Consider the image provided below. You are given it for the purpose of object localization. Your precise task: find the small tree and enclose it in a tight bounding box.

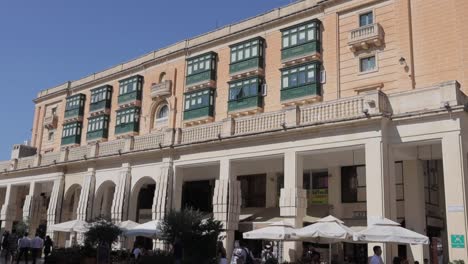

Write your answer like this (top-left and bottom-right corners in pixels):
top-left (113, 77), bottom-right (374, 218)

top-left (14, 218), bottom-right (30, 237)
top-left (84, 218), bottom-right (122, 248)
top-left (159, 208), bottom-right (223, 264)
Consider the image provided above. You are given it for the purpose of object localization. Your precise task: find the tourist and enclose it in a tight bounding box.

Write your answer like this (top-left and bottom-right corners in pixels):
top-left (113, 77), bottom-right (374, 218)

top-left (370, 246), bottom-right (384, 264)
top-left (17, 232), bottom-right (31, 264)
top-left (43, 236), bottom-right (53, 258)
top-left (5, 230), bottom-right (18, 264)
top-left (231, 240), bottom-right (246, 264)
top-left (132, 244), bottom-right (142, 261)
top-left (261, 242), bottom-right (277, 264)
top-left (240, 241), bottom-right (254, 264)
top-left (30, 233), bottom-right (44, 264)
top-left (217, 241), bottom-right (227, 264)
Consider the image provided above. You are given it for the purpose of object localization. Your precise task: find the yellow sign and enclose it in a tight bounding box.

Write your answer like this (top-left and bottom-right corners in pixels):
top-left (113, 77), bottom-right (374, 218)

top-left (309, 189), bottom-right (328, 204)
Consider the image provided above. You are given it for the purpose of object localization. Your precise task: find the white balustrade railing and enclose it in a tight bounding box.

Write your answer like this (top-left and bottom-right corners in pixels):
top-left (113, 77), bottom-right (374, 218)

top-left (133, 132), bottom-right (165, 151)
top-left (0, 161), bottom-right (9, 171)
top-left (234, 111), bottom-right (286, 135)
top-left (68, 145), bottom-right (90, 161)
top-left (349, 23), bottom-right (382, 44)
top-left (181, 122), bottom-right (222, 144)
top-left (99, 139), bottom-right (125, 156)
top-left (41, 152), bottom-right (60, 166)
top-left (300, 96), bottom-right (365, 125)
top-left (16, 156), bottom-right (35, 170)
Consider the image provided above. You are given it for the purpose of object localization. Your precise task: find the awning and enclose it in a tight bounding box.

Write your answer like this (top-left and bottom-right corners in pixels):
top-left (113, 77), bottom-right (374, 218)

top-left (49, 220), bottom-right (89, 233)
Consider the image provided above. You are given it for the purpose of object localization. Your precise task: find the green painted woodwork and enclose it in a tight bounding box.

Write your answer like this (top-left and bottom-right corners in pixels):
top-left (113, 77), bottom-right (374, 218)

top-left (228, 95), bottom-right (263, 112)
top-left (87, 129), bottom-right (108, 140)
top-left (61, 135), bottom-right (81, 146)
top-left (183, 106), bottom-right (214, 120)
top-left (281, 41), bottom-right (320, 61)
top-left (281, 83), bottom-right (320, 101)
top-left (229, 57), bottom-right (263, 75)
top-left (89, 100), bottom-right (110, 112)
top-left (115, 122), bottom-right (139, 135)
top-left (186, 70), bottom-right (216, 86)
top-left (64, 108), bottom-right (83, 119)
top-left (118, 90), bottom-right (141, 104)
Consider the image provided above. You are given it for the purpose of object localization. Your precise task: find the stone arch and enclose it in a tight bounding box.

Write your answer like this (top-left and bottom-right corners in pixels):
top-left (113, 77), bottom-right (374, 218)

top-left (129, 176), bottom-right (156, 222)
top-left (61, 184), bottom-right (82, 222)
top-left (150, 100), bottom-right (170, 131)
top-left (159, 72), bottom-right (166, 83)
top-left (92, 181), bottom-right (116, 220)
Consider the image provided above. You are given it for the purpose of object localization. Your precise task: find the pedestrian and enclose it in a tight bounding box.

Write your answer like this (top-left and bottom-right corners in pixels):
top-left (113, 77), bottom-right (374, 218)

top-left (370, 246), bottom-right (384, 264)
top-left (2, 231), bottom-right (10, 250)
top-left (132, 244), bottom-right (142, 262)
top-left (231, 240), bottom-right (246, 264)
top-left (43, 236), bottom-right (53, 259)
top-left (261, 242), bottom-right (277, 264)
top-left (173, 236), bottom-right (183, 264)
top-left (31, 233), bottom-right (44, 264)
top-left (17, 232), bottom-right (31, 264)
top-left (217, 241), bottom-right (227, 264)
top-left (6, 230), bottom-right (18, 264)
top-left (240, 241), bottom-right (254, 264)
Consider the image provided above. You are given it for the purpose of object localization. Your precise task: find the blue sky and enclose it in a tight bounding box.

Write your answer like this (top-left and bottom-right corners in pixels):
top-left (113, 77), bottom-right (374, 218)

top-left (0, 0), bottom-right (293, 160)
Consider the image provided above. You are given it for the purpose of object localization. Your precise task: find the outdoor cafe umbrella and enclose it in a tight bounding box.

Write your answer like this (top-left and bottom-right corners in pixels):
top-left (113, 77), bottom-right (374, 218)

top-left (117, 220), bottom-right (139, 232)
top-left (296, 215), bottom-right (356, 263)
top-left (353, 218), bottom-right (429, 245)
top-left (242, 220), bottom-right (298, 241)
top-left (49, 219), bottom-right (89, 233)
top-left (124, 220), bottom-right (162, 238)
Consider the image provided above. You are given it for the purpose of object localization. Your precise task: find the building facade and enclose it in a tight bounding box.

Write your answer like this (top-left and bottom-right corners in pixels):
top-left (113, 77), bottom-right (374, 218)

top-left (1, 0), bottom-right (468, 262)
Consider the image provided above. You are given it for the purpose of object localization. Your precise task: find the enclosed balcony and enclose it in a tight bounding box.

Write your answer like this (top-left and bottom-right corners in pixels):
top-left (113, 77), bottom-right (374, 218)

top-left (118, 75), bottom-right (143, 108)
top-left (61, 122), bottom-right (82, 146)
top-left (348, 23), bottom-right (384, 52)
top-left (151, 80), bottom-right (172, 99)
top-left (227, 77), bottom-right (264, 116)
top-left (280, 62), bottom-right (321, 106)
top-left (183, 88), bottom-right (215, 126)
top-left (43, 115), bottom-right (58, 129)
top-left (63, 94), bottom-right (86, 122)
top-left (228, 96), bottom-right (263, 115)
top-left (115, 107), bottom-right (140, 137)
top-left (229, 37), bottom-right (264, 79)
top-left (281, 19), bottom-right (321, 67)
top-left (89, 85), bottom-right (112, 116)
top-left (185, 52), bottom-right (217, 92)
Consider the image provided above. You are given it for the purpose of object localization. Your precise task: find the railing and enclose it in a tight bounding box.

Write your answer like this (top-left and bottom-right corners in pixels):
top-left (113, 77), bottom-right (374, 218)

top-left (16, 156), bottom-right (35, 170)
top-left (234, 111), bottom-right (285, 135)
top-left (300, 96), bottom-right (365, 124)
top-left (133, 132), bottom-right (165, 151)
top-left (348, 23), bottom-right (383, 50)
top-left (180, 122), bottom-right (222, 144)
top-left (41, 152), bottom-right (60, 166)
top-left (151, 80), bottom-right (172, 98)
top-left (4, 91), bottom-right (394, 172)
top-left (68, 145), bottom-right (90, 161)
top-left (99, 139), bottom-right (125, 156)
top-left (43, 115), bottom-right (58, 129)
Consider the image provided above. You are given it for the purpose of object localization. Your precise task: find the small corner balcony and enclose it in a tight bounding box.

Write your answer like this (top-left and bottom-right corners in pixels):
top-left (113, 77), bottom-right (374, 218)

top-left (281, 41), bottom-right (321, 67)
top-left (348, 23), bottom-right (384, 52)
top-left (151, 80), bottom-right (172, 99)
top-left (229, 57), bottom-right (264, 80)
top-left (43, 115), bottom-right (58, 129)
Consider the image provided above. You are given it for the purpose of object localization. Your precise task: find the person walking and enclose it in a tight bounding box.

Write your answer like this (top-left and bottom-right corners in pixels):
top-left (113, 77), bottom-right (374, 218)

top-left (217, 241), bottom-right (227, 264)
top-left (17, 232), bottom-right (31, 264)
top-left (43, 236), bottom-right (53, 259)
top-left (231, 241), bottom-right (246, 264)
top-left (370, 246), bottom-right (384, 264)
top-left (30, 233), bottom-right (44, 264)
top-left (5, 230), bottom-right (18, 264)
top-left (2, 231), bottom-right (10, 257)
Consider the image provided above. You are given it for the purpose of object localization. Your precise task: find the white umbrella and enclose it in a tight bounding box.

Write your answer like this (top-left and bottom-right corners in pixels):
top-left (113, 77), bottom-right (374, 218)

top-left (297, 215), bottom-right (355, 263)
top-left (117, 220), bottom-right (139, 232)
top-left (49, 219), bottom-right (89, 233)
top-left (353, 218), bottom-right (429, 245)
top-left (242, 220), bottom-right (298, 241)
top-left (124, 220), bottom-right (161, 238)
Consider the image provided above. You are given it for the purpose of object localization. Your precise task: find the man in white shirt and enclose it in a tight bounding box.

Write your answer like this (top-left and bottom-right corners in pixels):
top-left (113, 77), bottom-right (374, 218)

top-left (370, 245), bottom-right (384, 264)
top-left (17, 232), bottom-right (31, 264)
top-left (31, 233), bottom-right (44, 264)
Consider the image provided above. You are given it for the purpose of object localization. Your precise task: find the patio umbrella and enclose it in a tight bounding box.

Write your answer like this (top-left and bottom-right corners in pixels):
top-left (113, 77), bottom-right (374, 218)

top-left (296, 215), bottom-right (355, 263)
top-left (353, 218), bottom-right (429, 245)
top-left (49, 219), bottom-right (89, 233)
top-left (242, 220), bottom-right (298, 241)
top-left (117, 220), bottom-right (139, 232)
top-left (124, 220), bottom-right (162, 238)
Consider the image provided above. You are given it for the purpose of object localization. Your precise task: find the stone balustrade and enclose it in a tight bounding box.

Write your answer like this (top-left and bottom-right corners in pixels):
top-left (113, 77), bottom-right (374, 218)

top-left (348, 23), bottom-right (384, 52)
top-left (0, 90), bottom-right (397, 171)
top-left (150, 80), bottom-right (172, 99)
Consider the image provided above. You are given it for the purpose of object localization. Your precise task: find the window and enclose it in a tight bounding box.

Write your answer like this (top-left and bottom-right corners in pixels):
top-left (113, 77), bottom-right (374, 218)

top-left (62, 122), bottom-right (82, 138)
top-left (282, 20), bottom-right (320, 49)
top-left (303, 170), bottom-right (329, 205)
top-left (359, 11), bottom-right (373, 27)
top-left (157, 105), bottom-right (169, 119)
top-left (159, 72), bottom-right (166, 83)
top-left (186, 53), bottom-right (216, 76)
top-left (91, 86), bottom-right (112, 104)
top-left (229, 78), bottom-right (262, 101)
top-left (184, 89), bottom-right (214, 111)
top-left (341, 165), bottom-right (366, 203)
top-left (359, 56), bottom-right (376, 72)
top-left (48, 131), bottom-right (55, 141)
top-left (119, 76), bottom-right (142, 96)
top-left (65, 94), bottom-right (85, 111)
top-left (239, 174), bottom-right (266, 208)
top-left (51, 107), bottom-right (57, 116)
top-left (87, 115), bottom-right (109, 132)
top-left (281, 63), bottom-right (319, 90)
top-left (230, 38), bottom-right (263, 63)
top-left (116, 107), bottom-right (140, 126)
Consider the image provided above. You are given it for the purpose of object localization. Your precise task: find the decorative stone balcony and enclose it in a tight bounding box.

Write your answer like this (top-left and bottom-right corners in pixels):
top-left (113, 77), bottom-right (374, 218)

top-left (43, 115), bottom-right (58, 129)
top-left (348, 23), bottom-right (384, 52)
top-left (151, 80), bottom-right (172, 99)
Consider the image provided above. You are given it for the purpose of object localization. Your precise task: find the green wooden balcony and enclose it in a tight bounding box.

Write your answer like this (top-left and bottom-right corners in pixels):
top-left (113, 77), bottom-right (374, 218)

top-left (115, 122), bottom-right (139, 135)
top-left (87, 129), bottom-right (108, 140)
top-left (228, 95), bottom-right (263, 112)
top-left (90, 100), bottom-right (111, 112)
top-left (183, 106), bottom-right (214, 121)
top-left (118, 91), bottom-right (141, 105)
top-left (186, 70), bottom-right (216, 87)
top-left (281, 83), bottom-right (321, 102)
top-left (61, 135), bottom-right (81, 146)
top-left (281, 41), bottom-right (320, 62)
top-left (229, 57), bottom-right (263, 75)
top-left (64, 108), bottom-right (84, 119)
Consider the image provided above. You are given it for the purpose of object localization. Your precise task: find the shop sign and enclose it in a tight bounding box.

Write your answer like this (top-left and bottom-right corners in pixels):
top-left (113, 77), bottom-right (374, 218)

top-left (451, 234), bottom-right (465, 248)
top-left (310, 189), bottom-right (328, 204)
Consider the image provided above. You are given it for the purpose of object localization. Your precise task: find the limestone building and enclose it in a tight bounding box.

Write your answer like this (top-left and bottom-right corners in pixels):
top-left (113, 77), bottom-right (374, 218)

top-left (1, 0), bottom-right (468, 262)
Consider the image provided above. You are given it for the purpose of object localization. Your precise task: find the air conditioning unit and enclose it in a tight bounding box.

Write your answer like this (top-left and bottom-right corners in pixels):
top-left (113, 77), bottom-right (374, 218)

top-left (320, 70), bottom-right (326, 84)
top-left (261, 83), bottom-right (268, 96)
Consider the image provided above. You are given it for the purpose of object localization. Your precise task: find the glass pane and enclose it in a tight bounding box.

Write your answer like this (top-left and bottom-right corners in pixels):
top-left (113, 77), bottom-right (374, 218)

top-left (283, 37), bottom-right (289, 48)
top-left (185, 100), bottom-right (190, 110)
top-left (188, 66), bottom-right (192, 75)
top-left (299, 32), bottom-right (306, 42)
top-left (231, 52), bottom-right (236, 62)
top-left (251, 47), bottom-right (258, 57)
top-left (194, 63), bottom-right (198, 71)
top-left (307, 29), bottom-right (315, 41)
top-left (205, 60), bottom-right (210, 70)
top-left (307, 70), bottom-right (315, 83)
top-left (298, 71), bottom-right (306, 85)
top-left (199, 62), bottom-right (204, 70)
top-left (291, 34), bottom-right (297, 46)
top-left (290, 74), bottom-right (298, 87)
top-left (245, 48), bottom-right (250, 59)
top-left (282, 76), bottom-right (289, 88)
top-left (238, 50), bottom-right (243, 60)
